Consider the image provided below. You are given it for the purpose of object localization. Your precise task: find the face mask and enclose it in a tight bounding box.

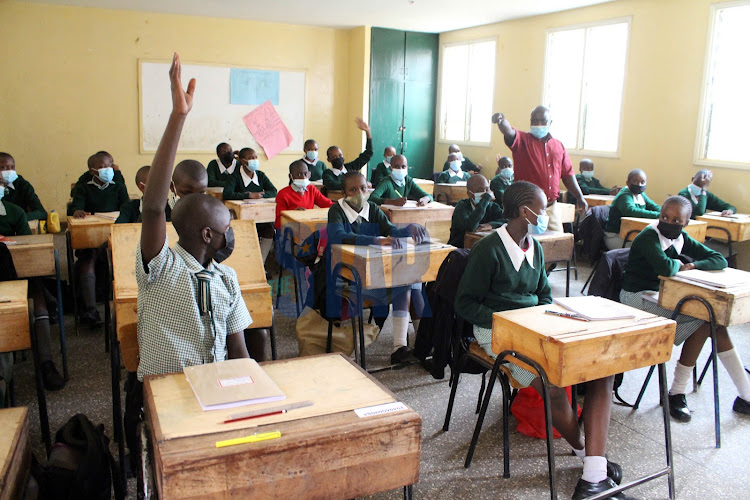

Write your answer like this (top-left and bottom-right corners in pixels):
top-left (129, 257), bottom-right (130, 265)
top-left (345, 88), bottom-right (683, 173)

top-left (385, 155), bottom-right (393, 164)
top-left (449, 160), bottom-right (461, 172)
top-left (0, 188), bottom-right (4, 201)
top-left (524, 206), bottom-right (549, 235)
top-left (345, 191), bottom-right (370, 212)
top-left (688, 183), bottom-right (702, 197)
top-left (292, 178), bottom-right (310, 189)
top-left (455, 152), bottom-right (463, 161)
top-left (247, 159), bottom-right (259, 171)
top-left (581, 171), bottom-right (595, 180)
top-left (331, 157), bottom-right (345, 170)
top-left (628, 184), bottom-right (646, 195)
top-left (1, 170), bottom-right (18, 184)
top-left (213, 226), bottom-right (235, 263)
top-left (529, 126), bottom-right (549, 139)
top-left (306, 150), bottom-right (318, 162)
top-left (391, 168), bottom-right (406, 182)
top-left (221, 153), bottom-right (234, 164)
top-left (472, 192), bottom-right (484, 204)
top-left (657, 220), bottom-right (684, 240)
top-left (97, 167), bottom-right (114, 184)
top-left (499, 167), bottom-right (513, 182)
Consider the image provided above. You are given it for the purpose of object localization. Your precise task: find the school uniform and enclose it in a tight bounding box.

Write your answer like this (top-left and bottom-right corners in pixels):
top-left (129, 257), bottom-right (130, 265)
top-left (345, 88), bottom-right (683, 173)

top-left (677, 186), bottom-right (736, 219)
top-left (0, 200), bottom-right (32, 237)
top-left (303, 157), bottom-right (327, 182)
top-left (3, 174), bottom-right (47, 221)
top-left (68, 177), bottom-right (130, 217)
top-left (454, 225), bottom-right (551, 386)
top-left (448, 196), bottom-right (505, 248)
top-left (568, 174), bottom-right (611, 205)
top-left (73, 170), bottom-right (126, 196)
top-left (322, 138), bottom-right (374, 192)
top-left (370, 161), bottom-right (391, 188)
top-left (222, 168), bottom-right (277, 200)
top-left (490, 175), bottom-right (512, 207)
top-left (436, 169), bottom-right (471, 184)
top-left (206, 158), bottom-right (238, 188)
top-left (274, 183), bottom-right (333, 229)
top-left (370, 176), bottom-right (433, 205)
top-left (115, 199), bottom-right (172, 224)
top-left (442, 156), bottom-right (480, 173)
top-left (604, 186), bottom-right (661, 249)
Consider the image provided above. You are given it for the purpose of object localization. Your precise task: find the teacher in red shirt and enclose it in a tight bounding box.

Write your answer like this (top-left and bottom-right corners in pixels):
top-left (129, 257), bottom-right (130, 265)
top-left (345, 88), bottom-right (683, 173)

top-left (492, 106), bottom-right (588, 231)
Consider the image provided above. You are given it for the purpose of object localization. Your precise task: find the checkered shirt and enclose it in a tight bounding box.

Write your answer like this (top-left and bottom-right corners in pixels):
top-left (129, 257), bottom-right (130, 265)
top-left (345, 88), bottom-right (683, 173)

top-left (136, 237), bottom-right (252, 381)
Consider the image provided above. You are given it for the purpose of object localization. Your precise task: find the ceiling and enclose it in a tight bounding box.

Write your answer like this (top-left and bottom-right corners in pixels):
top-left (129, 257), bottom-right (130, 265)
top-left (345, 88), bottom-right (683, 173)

top-left (20, 0), bottom-right (616, 33)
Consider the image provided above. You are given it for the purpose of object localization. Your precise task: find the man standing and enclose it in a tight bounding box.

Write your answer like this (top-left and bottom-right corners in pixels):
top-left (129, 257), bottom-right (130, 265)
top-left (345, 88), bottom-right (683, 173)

top-left (492, 107), bottom-right (587, 231)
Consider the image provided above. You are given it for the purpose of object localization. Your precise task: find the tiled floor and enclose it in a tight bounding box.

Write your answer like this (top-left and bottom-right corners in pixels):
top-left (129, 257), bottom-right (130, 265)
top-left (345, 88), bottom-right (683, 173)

top-left (11, 258), bottom-right (750, 499)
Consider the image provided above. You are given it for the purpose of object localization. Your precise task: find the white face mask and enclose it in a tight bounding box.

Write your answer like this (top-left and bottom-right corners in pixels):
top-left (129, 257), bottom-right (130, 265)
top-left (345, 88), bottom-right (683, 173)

top-left (292, 178), bottom-right (310, 189)
top-left (449, 160), bottom-right (461, 172)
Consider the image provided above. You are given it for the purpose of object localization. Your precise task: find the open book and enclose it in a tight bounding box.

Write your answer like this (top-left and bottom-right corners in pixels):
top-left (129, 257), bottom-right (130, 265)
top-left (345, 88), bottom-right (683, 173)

top-left (676, 268), bottom-right (750, 289)
top-left (382, 200), bottom-right (418, 210)
top-left (553, 296), bottom-right (636, 321)
top-left (184, 358), bottom-right (286, 411)
top-left (93, 212), bottom-right (119, 220)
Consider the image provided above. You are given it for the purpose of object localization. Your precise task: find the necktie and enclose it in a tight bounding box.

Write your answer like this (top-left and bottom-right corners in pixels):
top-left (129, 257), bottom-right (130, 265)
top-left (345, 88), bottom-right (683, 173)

top-left (195, 269), bottom-right (213, 316)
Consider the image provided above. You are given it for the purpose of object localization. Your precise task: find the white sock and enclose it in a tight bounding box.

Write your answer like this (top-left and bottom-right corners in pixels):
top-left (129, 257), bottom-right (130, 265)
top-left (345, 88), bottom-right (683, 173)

top-left (581, 455), bottom-right (607, 484)
top-left (669, 362), bottom-right (693, 396)
top-left (718, 348), bottom-right (750, 401)
top-left (392, 312), bottom-right (409, 351)
top-left (573, 446), bottom-right (585, 461)
top-left (412, 318), bottom-right (420, 335)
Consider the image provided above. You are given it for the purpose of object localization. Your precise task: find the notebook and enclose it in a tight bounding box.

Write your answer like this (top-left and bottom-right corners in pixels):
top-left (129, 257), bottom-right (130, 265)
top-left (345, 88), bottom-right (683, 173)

top-left (382, 200), bottom-right (418, 210)
top-left (184, 358), bottom-right (286, 411)
top-left (553, 296), bottom-right (636, 321)
top-left (676, 268), bottom-right (750, 289)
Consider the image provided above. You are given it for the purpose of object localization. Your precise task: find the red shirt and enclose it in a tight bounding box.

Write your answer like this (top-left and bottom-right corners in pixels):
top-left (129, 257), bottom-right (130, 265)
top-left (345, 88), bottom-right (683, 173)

top-left (274, 184), bottom-right (333, 228)
top-left (509, 128), bottom-right (573, 204)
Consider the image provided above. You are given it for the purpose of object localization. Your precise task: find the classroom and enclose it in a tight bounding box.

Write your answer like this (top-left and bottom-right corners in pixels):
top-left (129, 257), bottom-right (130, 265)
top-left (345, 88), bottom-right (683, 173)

top-left (2, 0), bottom-right (750, 498)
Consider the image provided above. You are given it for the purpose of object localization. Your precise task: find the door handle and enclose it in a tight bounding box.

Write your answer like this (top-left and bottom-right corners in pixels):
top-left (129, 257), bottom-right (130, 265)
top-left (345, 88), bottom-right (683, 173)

top-left (398, 126), bottom-right (406, 132)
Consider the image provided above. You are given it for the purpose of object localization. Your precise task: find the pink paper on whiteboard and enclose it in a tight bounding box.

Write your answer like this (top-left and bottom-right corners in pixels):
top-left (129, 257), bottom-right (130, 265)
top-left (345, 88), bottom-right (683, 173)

top-left (242, 100), bottom-right (293, 159)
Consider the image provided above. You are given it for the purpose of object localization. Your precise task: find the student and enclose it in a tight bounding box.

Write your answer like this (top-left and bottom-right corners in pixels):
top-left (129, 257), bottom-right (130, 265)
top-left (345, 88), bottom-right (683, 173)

top-left (0, 176), bottom-right (64, 390)
top-left (448, 174), bottom-right (505, 248)
top-left (206, 142), bottom-right (237, 187)
top-left (72, 150), bottom-right (126, 189)
top-left (115, 166), bottom-right (151, 224)
top-left (322, 118), bottom-right (374, 192)
top-left (436, 153), bottom-right (471, 184)
top-left (370, 146), bottom-right (396, 188)
top-left (455, 181), bottom-right (622, 499)
top-left (678, 169), bottom-right (736, 218)
top-left (301, 139), bottom-right (327, 181)
top-left (489, 155), bottom-right (514, 206)
top-left (275, 160), bottom-right (333, 229)
top-left (327, 171), bottom-right (427, 363)
top-left (441, 144), bottom-right (481, 173)
top-left (604, 169), bottom-right (660, 249)
top-left (568, 159), bottom-right (619, 205)
top-left (620, 196), bottom-right (750, 419)
top-left (0, 152), bottom-right (47, 222)
top-left (370, 155), bottom-right (432, 206)
top-left (68, 151), bottom-right (130, 324)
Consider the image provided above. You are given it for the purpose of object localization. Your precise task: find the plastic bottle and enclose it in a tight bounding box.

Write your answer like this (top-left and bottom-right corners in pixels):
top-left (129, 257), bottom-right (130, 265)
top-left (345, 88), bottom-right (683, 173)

top-left (47, 210), bottom-right (61, 233)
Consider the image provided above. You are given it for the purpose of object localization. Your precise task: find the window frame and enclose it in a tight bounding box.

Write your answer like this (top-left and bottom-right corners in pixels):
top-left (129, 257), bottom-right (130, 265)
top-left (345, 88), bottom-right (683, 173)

top-left (694, 0), bottom-right (750, 171)
top-left (542, 16), bottom-right (632, 158)
top-left (437, 36), bottom-right (498, 147)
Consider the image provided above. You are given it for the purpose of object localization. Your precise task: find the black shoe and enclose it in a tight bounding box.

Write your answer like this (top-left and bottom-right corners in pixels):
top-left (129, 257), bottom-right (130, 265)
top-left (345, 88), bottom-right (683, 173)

top-left (668, 394), bottom-right (691, 422)
top-left (607, 461), bottom-right (622, 485)
top-left (391, 346), bottom-right (417, 365)
top-left (79, 308), bottom-right (101, 326)
top-left (572, 478), bottom-right (624, 500)
top-left (41, 361), bottom-right (65, 391)
top-left (546, 263), bottom-right (558, 276)
top-left (733, 396), bottom-right (750, 415)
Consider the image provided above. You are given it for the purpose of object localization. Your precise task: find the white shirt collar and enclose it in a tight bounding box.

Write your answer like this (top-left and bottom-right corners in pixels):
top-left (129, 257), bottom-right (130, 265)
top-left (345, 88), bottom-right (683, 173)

top-left (217, 158), bottom-right (237, 175)
top-left (291, 183), bottom-right (307, 194)
top-left (496, 224), bottom-right (535, 272)
top-left (383, 160), bottom-right (390, 168)
top-left (650, 222), bottom-right (685, 254)
top-left (5, 182), bottom-right (14, 190)
top-left (240, 167), bottom-right (260, 187)
top-left (338, 198), bottom-right (369, 224)
top-left (448, 168), bottom-right (463, 178)
top-left (632, 193), bottom-right (645, 205)
top-left (0, 201), bottom-right (6, 216)
top-left (87, 178), bottom-right (112, 190)
top-left (331, 166), bottom-right (347, 177)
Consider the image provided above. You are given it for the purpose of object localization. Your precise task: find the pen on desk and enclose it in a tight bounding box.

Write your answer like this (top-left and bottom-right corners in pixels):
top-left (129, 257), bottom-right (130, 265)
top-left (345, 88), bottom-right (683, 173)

top-left (544, 310), bottom-right (590, 322)
top-left (223, 400), bottom-right (314, 424)
top-left (215, 430), bottom-right (281, 448)
top-left (223, 409), bottom-right (284, 424)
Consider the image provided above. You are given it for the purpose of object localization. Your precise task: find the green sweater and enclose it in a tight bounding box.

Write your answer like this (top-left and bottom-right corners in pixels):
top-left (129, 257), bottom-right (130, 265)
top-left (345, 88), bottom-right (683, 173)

top-left (3, 175), bottom-right (46, 221)
top-left (327, 201), bottom-right (411, 246)
top-left (677, 187), bottom-right (736, 218)
top-left (569, 174), bottom-right (611, 205)
top-left (448, 197), bottom-right (505, 247)
top-left (115, 199), bottom-right (172, 224)
top-left (73, 170), bottom-right (126, 196)
top-left (322, 138), bottom-right (374, 192)
top-left (0, 200), bottom-right (32, 236)
top-left (489, 175), bottom-right (512, 207)
top-left (68, 178), bottom-right (130, 215)
top-left (370, 162), bottom-right (390, 188)
top-left (622, 225), bottom-right (726, 292)
top-left (304, 159), bottom-right (327, 181)
top-left (605, 187), bottom-right (661, 233)
top-left (206, 159), bottom-right (236, 188)
top-left (455, 231), bottom-right (551, 329)
top-left (370, 176), bottom-right (433, 205)
top-left (222, 169), bottom-right (277, 200)
top-left (436, 170), bottom-right (471, 184)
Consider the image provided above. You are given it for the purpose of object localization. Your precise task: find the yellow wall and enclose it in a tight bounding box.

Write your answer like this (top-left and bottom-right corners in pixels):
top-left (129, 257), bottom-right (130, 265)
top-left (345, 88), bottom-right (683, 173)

top-left (435, 0), bottom-right (749, 212)
top-left (0, 1), bottom-right (368, 217)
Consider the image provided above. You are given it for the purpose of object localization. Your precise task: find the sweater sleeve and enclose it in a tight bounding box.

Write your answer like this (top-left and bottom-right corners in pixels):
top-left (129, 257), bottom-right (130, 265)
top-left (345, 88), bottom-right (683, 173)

top-left (369, 179), bottom-right (392, 205)
top-left (487, 203), bottom-right (506, 228)
top-left (643, 193), bottom-right (661, 212)
top-left (69, 181), bottom-right (87, 214)
top-left (454, 241), bottom-right (498, 329)
top-left (326, 204), bottom-right (379, 246)
top-left (705, 191), bottom-right (736, 213)
top-left (407, 178), bottom-right (432, 202)
top-left (206, 161), bottom-right (227, 188)
top-left (682, 234), bottom-right (728, 270)
top-left (618, 192), bottom-right (660, 218)
top-left (18, 180), bottom-right (47, 221)
top-left (534, 241), bottom-right (553, 305)
top-left (436, 171), bottom-right (450, 184)
top-left (115, 200), bottom-right (138, 224)
top-left (312, 186), bottom-right (333, 208)
top-left (452, 197), bottom-right (492, 235)
top-left (322, 169), bottom-right (343, 191)
top-left (345, 138), bottom-right (374, 171)
top-left (261, 172), bottom-right (277, 198)
top-left (637, 229), bottom-right (681, 278)
top-left (117, 184), bottom-right (130, 209)
top-left (222, 173), bottom-right (245, 200)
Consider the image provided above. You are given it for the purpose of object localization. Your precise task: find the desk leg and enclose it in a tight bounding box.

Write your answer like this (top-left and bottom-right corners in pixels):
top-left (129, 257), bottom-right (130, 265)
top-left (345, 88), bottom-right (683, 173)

top-left (706, 226), bottom-right (734, 267)
top-left (658, 363), bottom-right (676, 499)
top-left (565, 260), bottom-right (570, 297)
top-left (28, 302), bottom-right (52, 455)
top-left (66, 231), bottom-right (80, 336)
top-left (54, 250), bottom-right (69, 381)
top-left (270, 312), bottom-right (278, 361)
top-left (403, 485), bottom-right (413, 500)
top-left (110, 336), bottom-right (127, 495)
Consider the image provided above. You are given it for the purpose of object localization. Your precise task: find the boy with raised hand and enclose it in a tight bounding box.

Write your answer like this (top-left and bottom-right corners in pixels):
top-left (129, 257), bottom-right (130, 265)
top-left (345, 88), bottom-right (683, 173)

top-left (370, 146), bottom-right (396, 188)
top-left (206, 142), bottom-right (238, 188)
top-left (678, 169), bottom-right (736, 218)
top-left (441, 144), bottom-right (481, 173)
top-left (322, 118), bottom-right (374, 192)
top-left (490, 155), bottom-right (514, 206)
top-left (568, 159), bottom-right (619, 206)
top-left (448, 174), bottom-right (505, 248)
top-left (369, 155), bottom-right (432, 206)
top-left (0, 152), bottom-right (47, 222)
top-left (436, 153), bottom-right (471, 184)
top-left (301, 139), bottom-right (327, 181)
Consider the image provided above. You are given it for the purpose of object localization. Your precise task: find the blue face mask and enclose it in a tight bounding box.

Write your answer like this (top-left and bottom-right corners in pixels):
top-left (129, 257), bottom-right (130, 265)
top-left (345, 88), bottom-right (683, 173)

top-left (97, 167), bottom-right (114, 184)
top-left (499, 167), bottom-right (513, 182)
top-left (524, 206), bottom-right (549, 235)
top-left (472, 193), bottom-right (484, 204)
top-left (385, 155), bottom-right (393, 164)
top-left (247, 159), bottom-right (259, 171)
top-left (449, 160), bottom-right (461, 172)
top-left (0, 187), bottom-right (4, 201)
top-left (306, 150), bottom-right (318, 161)
top-left (391, 168), bottom-right (406, 182)
top-left (581, 170), bottom-right (595, 180)
top-left (1, 170), bottom-right (18, 184)
top-left (292, 178), bottom-right (310, 189)
top-left (529, 126), bottom-right (549, 139)
top-left (688, 183), bottom-right (702, 197)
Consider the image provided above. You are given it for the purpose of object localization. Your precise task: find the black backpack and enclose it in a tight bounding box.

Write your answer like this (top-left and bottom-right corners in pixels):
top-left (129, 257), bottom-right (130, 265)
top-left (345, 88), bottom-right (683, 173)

top-left (35, 414), bottom-right (125, 500)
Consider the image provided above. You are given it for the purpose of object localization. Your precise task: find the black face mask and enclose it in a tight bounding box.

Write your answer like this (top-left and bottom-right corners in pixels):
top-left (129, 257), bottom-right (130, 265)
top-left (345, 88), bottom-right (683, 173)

top-left (628, 184), bottom-right (646, 195)
top-left (331, 157), bottom-right (346, 170)
top-left (221, 153), bottom-right (234, 165)
top-left (213, 226), bottom-right (235, 263)
top-left (657, 220), bottom-right (683, 240)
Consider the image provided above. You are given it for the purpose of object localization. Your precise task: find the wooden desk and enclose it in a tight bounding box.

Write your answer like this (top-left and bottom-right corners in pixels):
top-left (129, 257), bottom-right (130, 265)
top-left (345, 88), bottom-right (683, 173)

top-left (464, 230), bottom-right (574, 263)
top-left (697, 213), bottom-right (750, 242)
top-left (310, 180), bottom-right (324, 189)
top-left (279, 207), bottom-right (330, 244)
top-left (206, 187), bottom-right (224, 201)
top-left (414, 178), bottom-right (434, 196)
top-left (381, 201), bottom-right (454, 227)
top-left (620, 217), bottom-right (707, 243)
top-left (224, 199), bottom-right (276, 223)
top-left (557, 202), bottom-right (576, 224)
top-left (0, 408), bottom-right (31, 500)
top-left (583, 194), bottom-right (615, 207)
top-left (67, 212), bottom-right (118, 249)
top-left (433, 182), bottom-right (466, 205)
top-left (0, 281), bottom-right (30, 353)
top-left (144, 354), bottom-right (421, 499)
top-left (7, 235), bottom-right (55, 278)
top-left (331, 242), bottom-right (454, 289)
top-left (658, 271), bottom-right (750, 327)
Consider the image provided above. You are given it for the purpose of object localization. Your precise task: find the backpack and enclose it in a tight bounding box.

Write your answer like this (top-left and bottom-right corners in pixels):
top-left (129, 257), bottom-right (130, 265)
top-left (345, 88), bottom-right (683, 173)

top-left (35, 414), bottom-right (125, 500)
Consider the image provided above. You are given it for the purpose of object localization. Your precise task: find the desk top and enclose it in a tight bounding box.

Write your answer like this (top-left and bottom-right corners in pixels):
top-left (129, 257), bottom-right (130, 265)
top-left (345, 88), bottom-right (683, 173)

top-left (413, 179), bottom-right (434, 185)
top-left (583, 194), bottom-right (615, 205)
top-left (465, 229), bottom-right (573, 248)
top-left (434, 182), bottom-right (467, 188)
top-left (0, 280), bottom-right (27, 306)
top-left (67, 212), bottom-right (119, 227)
top-left (206, 187), bottom-right (224, 199)
top-left (5, 234), bottom-right (53, 248)
top-left (0, 407), bottom-right (29, 499)
top-left (380, 201), bottom-right (453, 213)
top-left (279, 207), bottom-right (330, 224)
top-left (621, 217), bottom-right (706, 240)
top-left (6, 235), bottom-right (55, 279)
top-left (224, 198), bottom-right (276, 206)
top-left (697, 212), bottom-right (750, 242)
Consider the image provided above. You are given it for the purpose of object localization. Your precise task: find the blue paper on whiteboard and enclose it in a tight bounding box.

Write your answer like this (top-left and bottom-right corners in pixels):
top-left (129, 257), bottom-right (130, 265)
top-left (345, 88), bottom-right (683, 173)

top-left (230, 69), bottom-right (280, 105)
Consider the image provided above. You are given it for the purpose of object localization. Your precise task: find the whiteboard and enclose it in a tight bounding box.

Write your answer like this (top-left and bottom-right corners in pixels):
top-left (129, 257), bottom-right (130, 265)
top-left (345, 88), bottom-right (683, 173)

top-left (139, 60), bottom-right (305, 155)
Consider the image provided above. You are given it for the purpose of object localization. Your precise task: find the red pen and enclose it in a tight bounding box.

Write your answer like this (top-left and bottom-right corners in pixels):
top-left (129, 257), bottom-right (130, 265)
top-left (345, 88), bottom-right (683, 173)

top-left (224, 409), bottom-right (285, 424)
top-left (222, 400), bottom-right (314, 424)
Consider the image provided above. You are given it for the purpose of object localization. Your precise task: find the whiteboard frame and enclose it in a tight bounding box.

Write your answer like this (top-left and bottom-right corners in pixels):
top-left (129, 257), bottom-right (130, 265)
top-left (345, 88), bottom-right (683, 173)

top-left (138, 58), bottom-right (307, 155)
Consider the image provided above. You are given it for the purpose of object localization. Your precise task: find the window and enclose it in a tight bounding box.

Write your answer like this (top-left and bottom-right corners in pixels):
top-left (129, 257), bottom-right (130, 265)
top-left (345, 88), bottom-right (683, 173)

top-left (439, 39), bottom-right (496, 144)
top-left (697, 1), bottom-right (750, 167)
top-left (543, 20), bottom-right (630, 154)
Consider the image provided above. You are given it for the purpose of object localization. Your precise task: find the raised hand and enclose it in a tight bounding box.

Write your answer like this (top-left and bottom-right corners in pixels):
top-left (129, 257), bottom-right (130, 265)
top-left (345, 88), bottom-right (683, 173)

top-left (169, 52), bottom-right (196, 116)
top-left (354, 117), bottom-right (371, 134)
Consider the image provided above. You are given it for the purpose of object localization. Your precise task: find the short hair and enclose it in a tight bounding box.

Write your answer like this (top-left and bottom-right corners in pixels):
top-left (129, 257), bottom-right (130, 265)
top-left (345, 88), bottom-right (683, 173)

top-left (289, 159), bottom-right (307, 172)
top-left (627, 169), bottom-right (645, 182)
top-left (172, 159), bottom-right (207, 185)
top-left (663, 195), bottom-right (693, 219)
top-left (326, 145), bottom-right (339, 157)
top-left (238, 147), bottom-right (255, 159)
top-left (215, 142), bottom-right (230, 155)
top-left (87, 151), bottom-right (111, 169)
top-left (695, 169), bottom-right (712, 178)
top-left (0, 152), bottom-right (14, 162)
top-left (304, 139), bottom-right (317, 149)
top-left (135, 165), bottom-right (150, 185)
top-left (502, 181), bottom-right (544, 219)
top-left (96, 150), bottom-right (113, 159)
top-left (341, 171), bottom-right (365, 191)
